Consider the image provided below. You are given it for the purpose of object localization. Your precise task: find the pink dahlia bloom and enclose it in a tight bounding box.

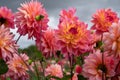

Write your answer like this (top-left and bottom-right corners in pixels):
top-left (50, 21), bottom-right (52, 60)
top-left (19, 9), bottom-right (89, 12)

top-left (36, 28), bottom-right (58, 58)
top-left (15, 0), bottom-right (49, 39)
top-left (103, 22), bottom-right (120, 58)
top-left (45, 64), bottom-right (63, 79)
top-left (82, 50), bottom-right (117, 80)
top-left (0, 7), bottom-right (14, 28)
top-left (59, 8), bottom-right (79, 22)
top-left (0, 25), bottom-right (18, 60)
top-left (72, 73), bottom-right (78, 80)
top-left (91, 8), bottom-right (119, 34)
top-left (6, 53), bottom-right (29, 80)
top-left (56, 8), bottom-right (92, 56)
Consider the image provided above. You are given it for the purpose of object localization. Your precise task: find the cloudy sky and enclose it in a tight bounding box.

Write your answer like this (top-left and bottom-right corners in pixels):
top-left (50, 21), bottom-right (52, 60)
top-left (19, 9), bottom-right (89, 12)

top-left (0, 0), bottom-right (120, 48)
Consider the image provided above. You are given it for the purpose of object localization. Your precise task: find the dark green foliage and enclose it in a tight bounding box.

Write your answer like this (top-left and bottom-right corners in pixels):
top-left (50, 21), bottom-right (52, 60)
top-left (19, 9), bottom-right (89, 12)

top-left (77, 75), bottom-right (87, 80)
top-left (18, 45), bottom-right (44, 61)
top-left (95, 41), bottom-right (103, 48)
top-left (61, 75), bottom-right (71, 80)
top-left (0, 59), bottom-right (8, 75)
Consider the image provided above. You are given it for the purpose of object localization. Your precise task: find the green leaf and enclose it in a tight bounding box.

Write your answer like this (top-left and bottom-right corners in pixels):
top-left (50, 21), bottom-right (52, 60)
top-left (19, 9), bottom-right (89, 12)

top-left (95, 41), bottom-right (103, 48)
top-left (61, 75), bottom-right (71, 80)
top-left (56, 51), bottom-right (61, 57)
top-left (77, 75), bottom-right (87, 80)
top-left (0, 59), bottom-right (8, 75)
top-left (100, 47), bottom-right (104, 52)
top-left (51, 76), bottom-right (61, 80)
top-left (76, 56), bottom-right (84, 66)
top-left (19, 45), bottom-right (45, 61)
top-left (35, 51), bottom-right (44, 61)
top-left (6, 77), bottom-right (11, 80)
top-left (27, 70), bottom-right (38, 80)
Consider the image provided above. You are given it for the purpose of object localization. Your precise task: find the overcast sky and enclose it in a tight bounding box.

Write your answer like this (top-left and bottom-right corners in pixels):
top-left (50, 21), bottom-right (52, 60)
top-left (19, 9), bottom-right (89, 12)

top-left (0, 0), bottom-right (120, 48)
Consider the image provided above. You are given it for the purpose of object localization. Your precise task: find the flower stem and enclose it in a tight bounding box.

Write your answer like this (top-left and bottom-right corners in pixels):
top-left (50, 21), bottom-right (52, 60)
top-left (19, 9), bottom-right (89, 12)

top-left (15, 35), bottom-right (21, 44)
top-left (102, 52), bottom-right (105, 80)
top-left (68, 53), bottom-right (73, 80)
top-left (40, 61), bottom-right (45, 76)
top-left (16, 53), bottom-right (32, 72)
top-left (34, 62), bottom-right (40, 80)
top-left (101, 34), bottom-right (105, 80)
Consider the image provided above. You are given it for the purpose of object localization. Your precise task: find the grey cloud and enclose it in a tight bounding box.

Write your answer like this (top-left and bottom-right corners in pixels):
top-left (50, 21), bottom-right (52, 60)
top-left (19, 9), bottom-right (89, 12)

top-left (0, 0), bottom-right (120, 21)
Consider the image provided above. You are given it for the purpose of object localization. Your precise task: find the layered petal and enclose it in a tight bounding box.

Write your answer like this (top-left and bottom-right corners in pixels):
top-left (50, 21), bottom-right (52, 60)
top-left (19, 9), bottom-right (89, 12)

top-left (82, 50), bottom-right (117, 80)
top-left (15, 0), bottom-right (49, 39)
top-left (91, 8), bottom-right (119, 34)
top-left (0, 7), bottom-right (14, 28)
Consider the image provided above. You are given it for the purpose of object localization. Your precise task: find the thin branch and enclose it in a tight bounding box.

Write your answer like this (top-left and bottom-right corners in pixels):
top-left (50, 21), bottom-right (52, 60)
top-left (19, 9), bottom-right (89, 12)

top-left (15, 35), bottom-right (22, 44)
top-left (68, 53), bottom-right (73, 80)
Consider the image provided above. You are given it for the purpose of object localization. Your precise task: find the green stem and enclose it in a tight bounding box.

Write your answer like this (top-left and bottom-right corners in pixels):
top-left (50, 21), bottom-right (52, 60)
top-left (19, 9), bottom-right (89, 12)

top-left (34, 62), bottom-right (40, 80)
top-left (15, 35), bottom-right (21, 44)
top-left (40, 61), bottom-right (45, 77)
top-left (101, 34), bottom-right (105, 80)
top-left (68, 53), bottom-right (73, 80)
top-left (102, 52), bottom-right (104, 80)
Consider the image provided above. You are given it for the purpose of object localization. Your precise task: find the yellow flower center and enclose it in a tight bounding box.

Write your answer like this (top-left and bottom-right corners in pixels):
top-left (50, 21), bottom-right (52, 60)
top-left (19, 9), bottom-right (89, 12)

top-left (61, 23), bottom-right (84, 46)
top-left (0, 39), bottom-right (5, 47)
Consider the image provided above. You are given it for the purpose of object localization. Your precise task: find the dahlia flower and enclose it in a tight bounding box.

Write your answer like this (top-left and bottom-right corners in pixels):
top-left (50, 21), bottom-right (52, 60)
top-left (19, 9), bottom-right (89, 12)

top-left (72, 73), bottom-right (78, 80)
top-left (36, 28), bottom-right (58, 58)
top-left (7, 53), bottom-right (29, 79)
top-left (59, 8), bottom-right (79, 22)
top-left (56, 8), bottom-right (92, 56)
top-left (0, 25), bottom-right (18, 60)
top-left (103, 22), bottom-right (120, 58)
top-left (91, 8), bottom-right (119, 34)
top-left (0, 7), bottom-right (14, 28)
top-left (45, 64), bottom-right (63, 79)
top-left (82, 50), bottom-right (117, 80)
top-left (15, 0), bottom-right (49, 39)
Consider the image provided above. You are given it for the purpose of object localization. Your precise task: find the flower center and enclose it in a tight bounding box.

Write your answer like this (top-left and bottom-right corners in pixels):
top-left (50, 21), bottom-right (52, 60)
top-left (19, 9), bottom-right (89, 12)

top-left (97, 64), bottom-right (107, 73)
top-left (69, 27), bottom-right (78, 35)
top-left (0, 17), bottom-right (6, 26)
top-left (0, 40), bottom-right (4, 47)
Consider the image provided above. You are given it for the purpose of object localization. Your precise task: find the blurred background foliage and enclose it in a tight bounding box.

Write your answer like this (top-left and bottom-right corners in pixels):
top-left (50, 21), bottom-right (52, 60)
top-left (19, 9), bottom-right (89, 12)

top-left (18, 45), bottom-right (43, 61)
